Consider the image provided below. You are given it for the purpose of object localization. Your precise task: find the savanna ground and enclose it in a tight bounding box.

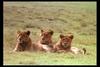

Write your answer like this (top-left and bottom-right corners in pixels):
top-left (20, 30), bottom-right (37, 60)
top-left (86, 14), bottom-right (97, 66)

top-left (3, 2), bottom-right (97, 65)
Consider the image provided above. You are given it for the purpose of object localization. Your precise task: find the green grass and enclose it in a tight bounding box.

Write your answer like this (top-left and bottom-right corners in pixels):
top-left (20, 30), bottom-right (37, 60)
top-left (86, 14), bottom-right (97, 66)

top-left (4, 46), bottom-right (96, 65)
top-left (4, 2), bottom-right (96, 65)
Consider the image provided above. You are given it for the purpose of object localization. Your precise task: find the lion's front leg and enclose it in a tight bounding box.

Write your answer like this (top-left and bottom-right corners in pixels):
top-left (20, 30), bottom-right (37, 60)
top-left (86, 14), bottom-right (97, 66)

top-left (57, 50), bottom-right (66, 53)
top-left (53, 45), bottom-right (65, 53)
top-left (13, 43), bottom-right (21, 52)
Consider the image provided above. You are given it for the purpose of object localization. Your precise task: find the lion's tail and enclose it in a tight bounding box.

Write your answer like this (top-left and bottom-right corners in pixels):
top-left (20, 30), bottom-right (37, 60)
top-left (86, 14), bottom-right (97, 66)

top-left (82, 48), bottom-right (86, 54)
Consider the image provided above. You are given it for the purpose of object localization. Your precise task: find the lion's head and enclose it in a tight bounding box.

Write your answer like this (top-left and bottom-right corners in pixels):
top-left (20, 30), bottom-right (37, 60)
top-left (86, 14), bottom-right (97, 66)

top-left (14, 30), bottom-right (32, 51)
top-left (39, 29), bottom-right (53, 45)
top-left (59, 33), bottom-right (73, 49)
top-left (17, 30), bottom-right (30, 44)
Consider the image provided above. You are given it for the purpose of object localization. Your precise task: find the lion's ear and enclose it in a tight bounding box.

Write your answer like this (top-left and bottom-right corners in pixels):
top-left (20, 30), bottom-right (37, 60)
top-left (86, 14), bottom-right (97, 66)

top-left (41, 29), bottom-right (44, 33)
top-left (69, 34), bottom-right (74, 39)
top-left (60, 34), bottom-right (64, 39)
top-left (67, 33), bottom-right (74, 39)
top-left (26, 30), bottom-right (30, 36)
top-left (49, 29), bottom-right (54, 35)
top-left (17, 30), bottom-right (21, 34)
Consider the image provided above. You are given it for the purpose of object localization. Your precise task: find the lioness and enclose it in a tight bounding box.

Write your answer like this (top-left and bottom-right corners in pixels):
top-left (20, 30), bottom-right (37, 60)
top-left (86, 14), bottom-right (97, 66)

top-left (33, 29), bottom-right (54, 52)
top-left (53, 33), bottom-right (86, 54)
top-left (13, 30), bottom-right (33, 52)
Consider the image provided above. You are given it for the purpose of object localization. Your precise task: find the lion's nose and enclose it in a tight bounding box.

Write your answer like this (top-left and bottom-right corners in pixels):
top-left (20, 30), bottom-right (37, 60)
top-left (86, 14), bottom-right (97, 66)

top-left (45, 41), bottom-right (48, 43)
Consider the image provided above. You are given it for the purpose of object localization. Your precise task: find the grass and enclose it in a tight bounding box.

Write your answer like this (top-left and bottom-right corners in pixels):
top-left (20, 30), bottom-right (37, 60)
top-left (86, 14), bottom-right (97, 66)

top-left (4, 46), bottom-right (96, 65)
top-left (3, 2), bottom-right (96, 65)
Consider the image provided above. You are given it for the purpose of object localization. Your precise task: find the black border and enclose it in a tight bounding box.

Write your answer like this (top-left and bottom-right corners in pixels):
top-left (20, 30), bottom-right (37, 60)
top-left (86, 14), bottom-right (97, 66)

top-left (2, 0), bottom-right (98, 67)
top-left (97, 0), bottom-right (99, 66)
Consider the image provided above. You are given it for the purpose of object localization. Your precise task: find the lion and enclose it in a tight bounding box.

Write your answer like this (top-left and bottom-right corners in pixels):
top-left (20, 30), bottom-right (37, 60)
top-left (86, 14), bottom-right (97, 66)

top-left (33, 29), bottom-right (54, 52)
top-left (53, 33), bottom-right (86, 54)
top-left (13, 30), bottom-right (33, 52)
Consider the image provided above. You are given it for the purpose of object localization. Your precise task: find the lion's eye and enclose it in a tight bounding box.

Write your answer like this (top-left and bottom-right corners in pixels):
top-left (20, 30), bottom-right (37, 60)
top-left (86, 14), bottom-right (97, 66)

top-left (63, 39), bottom-right (66, 41)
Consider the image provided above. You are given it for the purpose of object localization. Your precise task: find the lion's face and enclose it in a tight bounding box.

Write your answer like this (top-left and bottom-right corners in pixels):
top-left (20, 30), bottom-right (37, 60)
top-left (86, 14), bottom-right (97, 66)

top-left (59, 34), bottom-right (73, 48)
top-left (13, 30), bottom-right (32, 52)
top-left (17, 30), bottom-right (30, 44)
top-left (40, 29), bottom-right (53, 45)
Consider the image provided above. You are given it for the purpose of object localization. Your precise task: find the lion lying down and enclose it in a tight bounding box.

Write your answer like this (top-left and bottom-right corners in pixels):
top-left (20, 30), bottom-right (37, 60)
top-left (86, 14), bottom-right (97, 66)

top-left (32, 29), bottom-right (54, 52)
top-left (53, 33), bottom-right (86, 54)
top-left (13, 30), bottom-right (33, 52)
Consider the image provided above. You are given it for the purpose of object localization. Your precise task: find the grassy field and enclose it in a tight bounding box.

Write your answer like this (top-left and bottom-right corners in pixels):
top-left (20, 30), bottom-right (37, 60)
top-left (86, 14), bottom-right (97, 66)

top-left (3, 2), bottom-right (96, 65)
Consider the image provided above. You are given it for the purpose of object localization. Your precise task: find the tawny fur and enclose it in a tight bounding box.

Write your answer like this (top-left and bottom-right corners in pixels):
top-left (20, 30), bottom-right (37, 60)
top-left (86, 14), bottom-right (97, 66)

top-left (53, 33), bottom-right (86, 54)
top-left (13, 30), bottom-right (33, 52)
top-left (32, 29), bottom-right (54, 52)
